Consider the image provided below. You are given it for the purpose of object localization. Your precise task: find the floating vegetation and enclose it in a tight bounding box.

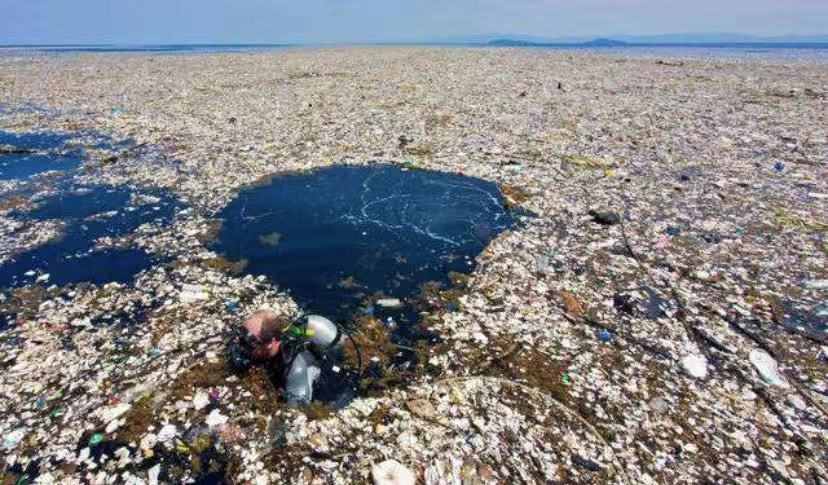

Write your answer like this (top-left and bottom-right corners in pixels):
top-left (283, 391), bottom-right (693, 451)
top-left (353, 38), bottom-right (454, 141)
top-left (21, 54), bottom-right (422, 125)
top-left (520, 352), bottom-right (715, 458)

top-left (561, 154), bottom-right (612, 171)
top-left (258, 231), bottom-right (282, 247)
top-left (774, 208), bottom-right (828, 233)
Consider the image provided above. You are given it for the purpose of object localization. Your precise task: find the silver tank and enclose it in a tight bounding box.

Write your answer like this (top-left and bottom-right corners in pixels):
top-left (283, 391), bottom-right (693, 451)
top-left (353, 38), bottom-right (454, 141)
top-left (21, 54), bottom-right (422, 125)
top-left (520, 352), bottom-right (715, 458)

top-left (284, 350), bottom-right (321, 406)
top-left (305, 314), bottom-right (340, 350)
top-left (283, 314), bottom-right (340, 406)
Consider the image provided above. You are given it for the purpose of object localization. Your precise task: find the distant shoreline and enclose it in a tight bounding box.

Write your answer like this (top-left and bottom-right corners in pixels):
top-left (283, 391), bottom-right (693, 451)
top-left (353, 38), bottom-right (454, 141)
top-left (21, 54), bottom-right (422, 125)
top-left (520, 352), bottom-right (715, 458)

top-left (2, 40), bottom-right (828, 52)
top-left (485, 38), bottom-right (828, 49)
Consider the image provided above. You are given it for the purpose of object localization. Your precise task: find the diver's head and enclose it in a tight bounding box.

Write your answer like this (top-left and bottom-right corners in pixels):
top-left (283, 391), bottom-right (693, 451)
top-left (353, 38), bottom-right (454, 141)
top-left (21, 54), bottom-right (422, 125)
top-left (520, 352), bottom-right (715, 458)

top-left (227, 310), bottom-right (284, 372)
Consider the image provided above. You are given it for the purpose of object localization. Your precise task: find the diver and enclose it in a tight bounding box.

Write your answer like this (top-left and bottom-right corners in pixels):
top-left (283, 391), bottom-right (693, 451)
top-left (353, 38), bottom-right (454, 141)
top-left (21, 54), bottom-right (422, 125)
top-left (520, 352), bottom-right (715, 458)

top-left (227, 309), bottom-right (347, 406)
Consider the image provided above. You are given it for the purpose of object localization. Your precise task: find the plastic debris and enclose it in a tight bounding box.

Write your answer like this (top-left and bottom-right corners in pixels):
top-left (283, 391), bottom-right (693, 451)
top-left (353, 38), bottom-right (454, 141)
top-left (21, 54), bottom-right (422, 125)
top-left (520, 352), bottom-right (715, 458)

top-left (284, 351), bottom-right (321, 406)
top-left (376, 298), bottom-right (403, 308)
top-left (179, 285), bottom-right (210, 303)
top-left (681, 354), bottom-right (708, 379)
top-left (2, 429), bottom-right (25, 450)
top-left (224, 299), bottom-right (240, 313)
top-left (749, 350), bottom-right (789, 388)
top-left (206, 409), bottom-right (229, 428)
top-left (372, 460), bottom-right (416, 485)
top-left (157, 424), bottom-right (178, 443)
top-left (804, 280), bottom-right (828, 290)
top-left (100, 403), bottom-right (131, 423)
top-left (193, 391), bottom-right (210, 411)
top-left (598, 329), bottom-right (613, 343)
top-left (88, 433), bottom-right (105, 446)
top-left (148, 464), bottom-right (161, 485)
top-left (1, 47), bottom-right (826, 485)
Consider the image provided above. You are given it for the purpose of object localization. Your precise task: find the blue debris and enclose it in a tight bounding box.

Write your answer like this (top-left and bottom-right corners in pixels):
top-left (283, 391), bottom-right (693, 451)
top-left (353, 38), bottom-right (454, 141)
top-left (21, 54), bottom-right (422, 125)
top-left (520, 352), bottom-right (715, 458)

top-left (225, 299), bottom-right (240, 313)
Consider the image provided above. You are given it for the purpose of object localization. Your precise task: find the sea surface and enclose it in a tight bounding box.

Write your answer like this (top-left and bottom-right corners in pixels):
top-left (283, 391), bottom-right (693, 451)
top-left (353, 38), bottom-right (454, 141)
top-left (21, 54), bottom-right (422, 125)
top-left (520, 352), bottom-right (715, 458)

top-left (0, 128), bottom-right (183, 308)
top-left (1, 43), bottom-right (828, 62)
top-left (213, 164), bottom-right (517, 327)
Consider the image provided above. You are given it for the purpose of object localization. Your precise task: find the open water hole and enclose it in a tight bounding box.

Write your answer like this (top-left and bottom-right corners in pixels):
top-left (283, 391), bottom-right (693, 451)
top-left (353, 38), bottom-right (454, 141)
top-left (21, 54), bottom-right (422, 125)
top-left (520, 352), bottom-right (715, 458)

top-left (214, 164), bottom-right (517, 326)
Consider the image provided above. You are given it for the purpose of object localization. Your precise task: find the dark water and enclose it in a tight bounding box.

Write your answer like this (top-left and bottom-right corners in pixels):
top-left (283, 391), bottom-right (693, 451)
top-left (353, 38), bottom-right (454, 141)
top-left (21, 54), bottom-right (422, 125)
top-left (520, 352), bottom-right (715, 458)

top-left (214, 165), bottom-right (516, 325)
top-left (0, 153), bottom-right (85, 180)
top-left (0, 131), bottom-right (74, 151)
top-left (0, 129), bottom-right (135, 181)
top-left (0, 131), bottom-right (85, 180)
top-left (0, 128), bottom-right (180, 294)
top-left (0, 186), bottom-right (180, 288)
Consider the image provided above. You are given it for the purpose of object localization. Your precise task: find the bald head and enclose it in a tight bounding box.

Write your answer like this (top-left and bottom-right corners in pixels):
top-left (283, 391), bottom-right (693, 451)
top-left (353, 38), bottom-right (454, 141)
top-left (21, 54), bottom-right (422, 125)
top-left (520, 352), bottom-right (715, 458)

top-left (243, 309), bottom-right (284, 359)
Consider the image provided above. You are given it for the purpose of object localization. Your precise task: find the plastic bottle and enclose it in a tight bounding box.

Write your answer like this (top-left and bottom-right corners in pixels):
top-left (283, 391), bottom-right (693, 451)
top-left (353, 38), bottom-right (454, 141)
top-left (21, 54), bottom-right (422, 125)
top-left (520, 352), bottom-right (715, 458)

top-left (284, 350), bottom-right (322, 406)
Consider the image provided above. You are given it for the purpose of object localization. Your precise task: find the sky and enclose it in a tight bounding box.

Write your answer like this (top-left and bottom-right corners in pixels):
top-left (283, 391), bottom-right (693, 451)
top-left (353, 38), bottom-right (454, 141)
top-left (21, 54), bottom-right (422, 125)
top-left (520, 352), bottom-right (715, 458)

top-left (1, 0), bottom-right (827, 45)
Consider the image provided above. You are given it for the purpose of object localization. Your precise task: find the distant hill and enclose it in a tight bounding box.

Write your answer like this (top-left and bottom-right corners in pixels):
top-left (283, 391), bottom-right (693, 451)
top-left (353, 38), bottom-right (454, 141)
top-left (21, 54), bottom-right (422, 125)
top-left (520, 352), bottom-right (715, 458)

top-left (453, 33), bottom-right (828, 45)
top-left (487, 39), bottom-right (542, 47)
top-left (488, 37), bottom-right (628, 47)
top-left (582, 38), bottom-right (628, 47)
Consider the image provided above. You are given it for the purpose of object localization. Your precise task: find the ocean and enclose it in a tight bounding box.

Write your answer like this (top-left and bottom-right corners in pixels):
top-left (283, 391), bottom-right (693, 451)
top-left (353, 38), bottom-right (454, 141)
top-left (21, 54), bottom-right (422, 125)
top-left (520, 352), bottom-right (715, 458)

top-left (1, 43), bottom-right (828, 62)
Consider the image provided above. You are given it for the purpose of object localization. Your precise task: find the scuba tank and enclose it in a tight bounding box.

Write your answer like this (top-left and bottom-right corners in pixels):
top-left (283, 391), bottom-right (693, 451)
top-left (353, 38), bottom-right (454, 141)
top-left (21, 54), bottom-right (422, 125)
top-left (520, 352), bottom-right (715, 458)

top-left (282, 314), bottom-right (341, 406)
top-left (305, 314), bottom-right (341, 350)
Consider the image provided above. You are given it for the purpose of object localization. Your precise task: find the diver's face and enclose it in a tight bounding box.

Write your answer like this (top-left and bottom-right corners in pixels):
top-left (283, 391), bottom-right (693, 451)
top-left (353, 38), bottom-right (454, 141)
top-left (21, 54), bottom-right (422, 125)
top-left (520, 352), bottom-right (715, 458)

top-left (243, 310), bottom-right (283, 360)
top-left (250, 335), bottom-right (281, 360)
top-left (241, 328), bottom-right (281, 361)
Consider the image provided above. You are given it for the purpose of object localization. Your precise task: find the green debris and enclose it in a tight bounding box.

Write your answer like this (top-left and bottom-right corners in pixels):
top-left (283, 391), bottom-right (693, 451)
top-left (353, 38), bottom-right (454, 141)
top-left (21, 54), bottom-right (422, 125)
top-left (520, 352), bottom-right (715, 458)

top-left (774, 208), bottom-right (828, 232)
top-left (88, 433), bottom-right (105, 446)
top-left (561, 154), bottom-right (611, 170)
top-left (258, 232), bottom-right (282, 247)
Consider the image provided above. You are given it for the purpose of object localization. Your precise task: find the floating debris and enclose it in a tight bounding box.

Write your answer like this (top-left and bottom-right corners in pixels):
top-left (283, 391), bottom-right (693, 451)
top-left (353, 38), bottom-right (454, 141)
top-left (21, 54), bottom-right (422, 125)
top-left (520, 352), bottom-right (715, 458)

top-left (372, 460), bottom-right (416, 485)
top-left (0, 48), bottom-right (826, 484)
top-left (681, 354), bottom-right (709, 379)
top-left (0, 187), bottom-right (181, 289)
top-left (749, 350), bottom-right (789, 388)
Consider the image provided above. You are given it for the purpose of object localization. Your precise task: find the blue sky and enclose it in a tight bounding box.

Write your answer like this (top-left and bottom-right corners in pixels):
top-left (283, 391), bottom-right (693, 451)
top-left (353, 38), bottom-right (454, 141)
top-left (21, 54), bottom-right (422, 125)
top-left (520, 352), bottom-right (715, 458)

top-left (1, 0), bottom-right (827, 44)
